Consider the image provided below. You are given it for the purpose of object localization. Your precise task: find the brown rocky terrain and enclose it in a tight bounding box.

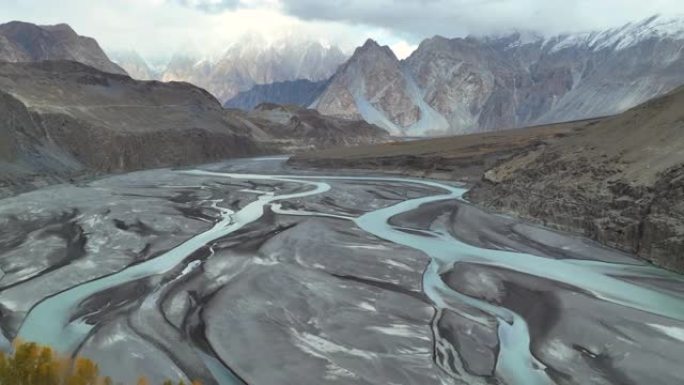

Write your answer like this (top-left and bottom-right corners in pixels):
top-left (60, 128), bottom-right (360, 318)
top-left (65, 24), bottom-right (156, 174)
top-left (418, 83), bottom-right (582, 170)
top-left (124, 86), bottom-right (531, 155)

top-left (291, 86), bottom-right (684, 272)
top-left (469, 85), bottom-right (684, 272)
top-left (289, 118), bottom-right (594, 181)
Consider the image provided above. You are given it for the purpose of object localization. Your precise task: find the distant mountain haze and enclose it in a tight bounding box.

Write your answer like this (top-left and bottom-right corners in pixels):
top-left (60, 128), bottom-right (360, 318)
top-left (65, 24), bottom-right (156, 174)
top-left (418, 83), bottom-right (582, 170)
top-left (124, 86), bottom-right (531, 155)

top-left (109, 50), bottom-right (160, 80)
top-left (224, 79), bottom-right (329, 110)
top-left (159, 37), bottom-right (348, 104)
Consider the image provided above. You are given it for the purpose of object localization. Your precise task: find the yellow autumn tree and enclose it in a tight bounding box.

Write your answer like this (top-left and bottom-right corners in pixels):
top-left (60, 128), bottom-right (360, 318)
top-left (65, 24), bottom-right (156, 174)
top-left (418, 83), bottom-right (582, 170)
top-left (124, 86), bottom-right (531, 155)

top-left (0, 340), bottom-right (201, 385)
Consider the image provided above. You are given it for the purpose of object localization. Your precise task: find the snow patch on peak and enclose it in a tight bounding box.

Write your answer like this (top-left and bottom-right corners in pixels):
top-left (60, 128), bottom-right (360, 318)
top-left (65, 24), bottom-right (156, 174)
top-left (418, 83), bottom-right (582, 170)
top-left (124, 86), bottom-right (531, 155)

top-left (482, 30), bottom-right (545, 49)
top-left (547, 14), bottom-right (684, 53)
top-left (590, 14), bottom-right (684, 50)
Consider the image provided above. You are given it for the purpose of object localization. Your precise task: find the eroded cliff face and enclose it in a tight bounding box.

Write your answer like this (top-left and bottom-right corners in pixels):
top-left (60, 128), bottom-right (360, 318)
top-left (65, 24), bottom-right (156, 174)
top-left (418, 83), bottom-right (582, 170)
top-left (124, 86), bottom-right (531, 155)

top-left (314, 15), bottom-right (684, 136)
top-left (468, 86), bottom-right (684, 272)
top-left (312, 39), bottom-right (448, 136)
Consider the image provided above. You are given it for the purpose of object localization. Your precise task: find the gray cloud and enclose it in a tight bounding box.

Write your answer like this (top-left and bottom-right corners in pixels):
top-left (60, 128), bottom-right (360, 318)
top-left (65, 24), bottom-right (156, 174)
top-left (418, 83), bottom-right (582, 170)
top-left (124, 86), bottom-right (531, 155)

top-left (277, 0), bottom-right (684, 38)
top-left (171, 0), bottom-right (241, 13)
top-left (178, 0), bottom-right (684, 39)
top-left (5, 0), bottom-right (684, 62)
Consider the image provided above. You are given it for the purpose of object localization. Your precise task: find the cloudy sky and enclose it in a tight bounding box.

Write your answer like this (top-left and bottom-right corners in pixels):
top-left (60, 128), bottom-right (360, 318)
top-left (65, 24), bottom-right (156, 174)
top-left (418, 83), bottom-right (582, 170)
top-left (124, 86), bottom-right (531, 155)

top-left (3, 0), bottom-right (684, 61)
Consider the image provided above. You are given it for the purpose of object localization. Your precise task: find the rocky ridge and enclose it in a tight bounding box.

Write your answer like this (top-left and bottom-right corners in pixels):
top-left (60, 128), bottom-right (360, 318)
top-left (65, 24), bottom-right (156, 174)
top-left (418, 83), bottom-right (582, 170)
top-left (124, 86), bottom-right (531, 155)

top-left (224, 78), bottom-right (329, 110)
top-left (468, 85), bottom-right (684, 272)
top-left (312, 15), bottom-right (684, 136)
top-left (0, 21), bottom-right (126, 75)
top-left (238, 103), bottom-right (389, 152)
top-left (0, 60), bottom-right (262, 196)
top-left (161, 36), bottom-right (347, 103)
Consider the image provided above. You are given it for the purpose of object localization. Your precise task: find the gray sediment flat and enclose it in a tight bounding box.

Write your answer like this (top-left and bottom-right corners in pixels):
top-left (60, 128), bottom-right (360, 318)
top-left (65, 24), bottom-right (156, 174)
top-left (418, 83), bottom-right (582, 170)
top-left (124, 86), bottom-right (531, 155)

top-left (1, 157), bottom-right (683, 385)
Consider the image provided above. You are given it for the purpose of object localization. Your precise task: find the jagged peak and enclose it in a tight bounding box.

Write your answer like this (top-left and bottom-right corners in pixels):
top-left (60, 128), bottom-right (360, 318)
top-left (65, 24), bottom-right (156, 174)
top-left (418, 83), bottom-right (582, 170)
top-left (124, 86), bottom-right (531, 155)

top-left (361, 38), bottom-right (380, 49)
top-left (40, 23), bottom-right (76, 34)
top-left (409, 14), bottom-right (684, 56)
top-left (351, 38), bottom-right (397, 60)
top-left (0, 20), bottom-right (39, 29)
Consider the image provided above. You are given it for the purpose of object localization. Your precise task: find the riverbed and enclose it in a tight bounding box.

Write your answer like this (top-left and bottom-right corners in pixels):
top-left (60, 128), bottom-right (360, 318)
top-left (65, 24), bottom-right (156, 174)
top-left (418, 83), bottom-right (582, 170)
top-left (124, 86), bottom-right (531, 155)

top-left (1, 157), bottom-right (683, 385)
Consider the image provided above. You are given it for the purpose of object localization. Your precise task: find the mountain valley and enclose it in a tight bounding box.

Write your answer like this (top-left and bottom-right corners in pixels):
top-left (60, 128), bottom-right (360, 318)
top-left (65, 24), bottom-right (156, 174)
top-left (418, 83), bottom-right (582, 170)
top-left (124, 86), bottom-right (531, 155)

top-left (2, 8), bottom-right (684, 385)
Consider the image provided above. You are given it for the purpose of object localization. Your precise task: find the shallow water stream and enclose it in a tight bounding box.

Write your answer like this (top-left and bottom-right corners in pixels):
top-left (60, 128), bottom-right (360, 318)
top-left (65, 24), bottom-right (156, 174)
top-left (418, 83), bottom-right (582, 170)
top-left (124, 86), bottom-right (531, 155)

top-left (4, 158), bottom-right (684, 385)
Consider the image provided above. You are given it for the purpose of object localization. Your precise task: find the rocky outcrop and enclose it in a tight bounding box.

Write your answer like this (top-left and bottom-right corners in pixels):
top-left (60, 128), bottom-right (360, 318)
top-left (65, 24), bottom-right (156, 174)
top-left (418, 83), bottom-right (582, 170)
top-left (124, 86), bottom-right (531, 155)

top-left (314, 15), bottom-right (684, 136)
top-left (234, 103), bottom-right (389, 152)
top-left (0, 21), bottom-right (126, 75)
top-left (224, 79), bottom-right (328, 110)
top-left (161, 37), bottom-right (347, 103)
top-left (468, 86), bottom-right (684, 272)
top-left (312, 39), bottom-right (449, 136)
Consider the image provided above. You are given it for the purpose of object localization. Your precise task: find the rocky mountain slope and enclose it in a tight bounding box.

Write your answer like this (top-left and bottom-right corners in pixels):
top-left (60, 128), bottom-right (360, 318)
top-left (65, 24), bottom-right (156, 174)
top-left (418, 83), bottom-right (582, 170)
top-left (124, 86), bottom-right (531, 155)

top-left (161, 37), bottom-right (347, 103)
top-left (0, 21), bottom-right (126, 75)
top-left (313, 15), bottom-right (684, 136)
top-left (293, 86), bottom-right (684, 272)
top-left (224, 79), bottom-right (328, 110)
top-left (289, 118), bottom-right (588, 181)
top-left (468, 85), bottom-right (684, 272)
top-left (0, 60), bottom-right (262, 196)
top-left (313, 39), bottom-right (449, 136)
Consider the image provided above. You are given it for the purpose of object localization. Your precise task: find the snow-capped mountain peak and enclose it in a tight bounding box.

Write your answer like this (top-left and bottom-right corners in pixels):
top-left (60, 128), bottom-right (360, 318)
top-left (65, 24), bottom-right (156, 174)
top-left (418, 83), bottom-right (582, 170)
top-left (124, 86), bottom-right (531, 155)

top-left (313, 14), bottom-right (684, 136)
top-left (547, 14), bottom-right (684, 53)
top-left (156, 36), bottom-right (348, 103)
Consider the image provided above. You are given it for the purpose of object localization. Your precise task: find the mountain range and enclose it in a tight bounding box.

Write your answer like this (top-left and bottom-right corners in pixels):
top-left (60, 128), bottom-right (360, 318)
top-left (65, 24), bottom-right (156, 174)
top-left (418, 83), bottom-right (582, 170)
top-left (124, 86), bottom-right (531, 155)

top-left (113, 35), bottom-right (348, 104)
top-left (0, 22), bottom-right (387, 197)
top-left (218, 15), bottom-right (684, 136)
top-left (315, 15), bottom-right (684, 135)
top-left (107, 15), bottom-right (684, 137)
